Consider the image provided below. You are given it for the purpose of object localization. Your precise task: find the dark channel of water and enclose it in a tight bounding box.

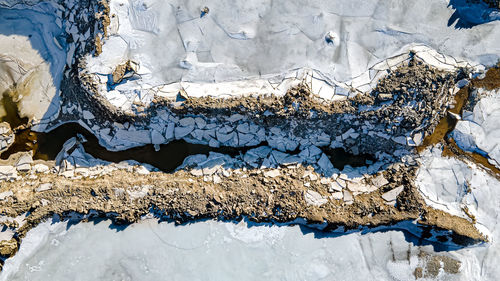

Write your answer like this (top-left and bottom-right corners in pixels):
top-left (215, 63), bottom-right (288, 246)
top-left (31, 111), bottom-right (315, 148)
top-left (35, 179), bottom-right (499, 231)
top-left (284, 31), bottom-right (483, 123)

top-left (0, 122), bottom-right (374, 172)
top-left (0, 87), bottom-right (374, 172)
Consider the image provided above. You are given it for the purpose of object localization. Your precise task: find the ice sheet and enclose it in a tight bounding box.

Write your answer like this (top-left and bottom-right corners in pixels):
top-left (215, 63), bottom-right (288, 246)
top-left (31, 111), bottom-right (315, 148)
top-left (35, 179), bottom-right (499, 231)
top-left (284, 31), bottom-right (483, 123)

top-left (0, 219), bottom-right (475, 281)
top-left (88, 0), bottom-right (499, 87)
top-left (453, 89), bottom-right (500, 167)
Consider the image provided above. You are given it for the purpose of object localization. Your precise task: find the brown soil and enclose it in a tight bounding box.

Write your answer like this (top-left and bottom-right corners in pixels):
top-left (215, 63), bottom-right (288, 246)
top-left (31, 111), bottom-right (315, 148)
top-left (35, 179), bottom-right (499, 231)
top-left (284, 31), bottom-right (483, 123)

top-left (443, 138), bottom-right (500, 180)
top-left (472, 62), bottom-right (500, 90)
top-left (0, 164), bottom-right (486, 261)
top-left (417, 86), bottom-right (470, 152)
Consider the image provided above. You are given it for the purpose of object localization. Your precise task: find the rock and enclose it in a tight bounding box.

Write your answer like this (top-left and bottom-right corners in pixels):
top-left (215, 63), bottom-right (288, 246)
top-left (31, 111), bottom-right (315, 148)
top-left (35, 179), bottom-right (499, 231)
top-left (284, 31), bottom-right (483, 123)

top-left (174, 126), bottom-right (194, 139)
top-left (36, 183), bottom-right (52, 192)
top-left (304, 190), bottom-right (328, 207)
top-left (343, 190), bottom-right (354, 204)
top-left (0, 166), bottom-right (18, 181)
top-left (382, 185), bottom-right (405, 204)
top-left (317, 153), bottom-right (335, 176)
top-left (371, 174), bottom-right (389, 188)
top-left (151, 129), bottom-right (166, 144)
top-left (165, 123), bottom-right (175, 140)
top-left (331, 192), bottom-right (343, 200)
top-left (0, 238), bottom-right (17, 257)
top-left (263, 169), bottom-right (280, 178)
top-left (179, 117), bottom-right (195, 127)
top-left (15, 153), bottom-right (33, 172)
top-left (33, 164), bottom-right (49, 173)
top-left (82, 110), bottom-right (95, 119)
top-left (111, 60), bottom-right (136, 84)
top-left (0, 190), bottom-right (13, 200)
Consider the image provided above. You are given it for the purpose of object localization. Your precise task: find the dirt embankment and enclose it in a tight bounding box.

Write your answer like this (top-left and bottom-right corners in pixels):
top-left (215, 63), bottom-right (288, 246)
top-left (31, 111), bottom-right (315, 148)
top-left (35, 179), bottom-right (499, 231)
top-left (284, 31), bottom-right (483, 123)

top-left (0, 162), bottom-right (485, 263)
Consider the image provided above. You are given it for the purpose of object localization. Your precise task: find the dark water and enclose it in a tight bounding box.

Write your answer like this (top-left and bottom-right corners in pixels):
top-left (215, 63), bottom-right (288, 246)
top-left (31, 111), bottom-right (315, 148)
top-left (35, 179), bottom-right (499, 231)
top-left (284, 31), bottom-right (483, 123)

top-left (0, 87), bottom-right (374, 171)
top-left (1, 121), bottom-right (374, 172)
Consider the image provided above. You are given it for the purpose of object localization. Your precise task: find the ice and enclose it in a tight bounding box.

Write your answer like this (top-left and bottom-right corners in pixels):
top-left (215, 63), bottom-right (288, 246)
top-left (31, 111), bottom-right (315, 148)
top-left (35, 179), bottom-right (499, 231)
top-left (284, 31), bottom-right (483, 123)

top-left (453, 89), bottom-right (500, 166)
top-left (0, 3), bottom-right (65, 122)
top-left (84, 0), bottom-right (500, 109)
top-left (0, 219), bottom-right (475, 281)
top-left (415, 146), bottom-right (500, 280)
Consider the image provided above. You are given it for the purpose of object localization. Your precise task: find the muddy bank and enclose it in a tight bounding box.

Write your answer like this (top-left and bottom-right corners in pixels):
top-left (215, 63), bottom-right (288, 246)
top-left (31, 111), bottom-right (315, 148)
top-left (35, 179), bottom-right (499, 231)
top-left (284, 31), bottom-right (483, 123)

top-left (0, 163), bottom-right (485, 262)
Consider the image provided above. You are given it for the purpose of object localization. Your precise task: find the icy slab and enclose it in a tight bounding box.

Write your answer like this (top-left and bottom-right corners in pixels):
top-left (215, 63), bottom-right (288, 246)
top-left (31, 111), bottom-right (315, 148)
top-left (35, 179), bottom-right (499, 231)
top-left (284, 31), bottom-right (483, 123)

top-left (0, 219), bottom-right (478, 281)
top-left (415, 146), bottom-right (500, 280)
top-left (453, 89), bottom-right (500, 167)
top-left (0, 3), bottom-right (66, 122)
top-left (84, 0), bottom-right (499, 111)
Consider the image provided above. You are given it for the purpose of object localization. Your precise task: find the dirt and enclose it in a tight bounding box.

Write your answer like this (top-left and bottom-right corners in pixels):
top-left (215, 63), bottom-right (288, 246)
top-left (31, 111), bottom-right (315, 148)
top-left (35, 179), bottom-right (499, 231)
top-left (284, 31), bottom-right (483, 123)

top-left (0, 163), bottom-right (486, 262)
top-left (111, 60), bottom-right (136, 84)
top-left (472, 62), bottom-right (500, 90)
top-left (416, 251), bottom-right (462, 279)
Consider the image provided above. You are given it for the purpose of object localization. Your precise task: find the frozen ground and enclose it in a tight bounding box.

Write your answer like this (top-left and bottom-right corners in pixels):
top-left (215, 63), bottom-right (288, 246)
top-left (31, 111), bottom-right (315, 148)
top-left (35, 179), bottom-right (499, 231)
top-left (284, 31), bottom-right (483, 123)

top-left (0, 219), bottom-right (474, 281)
top-left (416, 146), bottom-right (500, 280)
top-left (453, 88), bottom-right (500, 167)
top-left (0, 2), bottom-right (65, 122)
top-left (3, 144), bottom-right (499, 281)
top-left (86, 0), bottom-right (500, 108)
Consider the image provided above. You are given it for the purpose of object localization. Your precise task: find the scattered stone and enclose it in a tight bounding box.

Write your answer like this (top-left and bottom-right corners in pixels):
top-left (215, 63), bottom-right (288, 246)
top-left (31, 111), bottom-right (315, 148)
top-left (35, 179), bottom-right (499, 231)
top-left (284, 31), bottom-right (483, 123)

top-left (371, 174), bottom-right (389, 188)
top-left (263, 169), bottom-right (280, 178)
top-left (382, 185), bottom-right (405, 204)
top-left (135, 166), bottom-right (150, 175)
top-left (0, 238), bottom-right (17, 257)
top-left (15, 153), bottom-right (33, 172)
top-left (190, 169), bottom-right (203, 177)
top-left (0, 166), bottom-right (18, 181)
top-left (174, 126), bottom-right (194, 139)
top-left (0, 190), bottom-right (13, 200)
top-left (304, 190), bottom-right (328, 207)
top-left (331, 192), bottom-right (343, 200)
top-left (317, 153), bottom-right (335, 176)
top-left (36, 183), bottom-right (53, 192)
top-left (329, 181), bottom-right (344, 192)
top-left (343, 190), bottom-right (354, 204)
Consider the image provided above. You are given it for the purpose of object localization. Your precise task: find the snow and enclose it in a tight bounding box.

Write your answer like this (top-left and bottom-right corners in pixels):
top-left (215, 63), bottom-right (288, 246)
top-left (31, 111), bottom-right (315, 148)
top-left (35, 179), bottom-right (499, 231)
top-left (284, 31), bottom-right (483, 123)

top-left (453, 89), bottom-right (500, 167)
top-left (0, 219), bottom-right (477, 281)
top-left (85, 0), bottom-right (499, 110)
top-left (0, 3), bottom-right (65, 122)
top-left (416, 145), bottom-right (500, 280)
